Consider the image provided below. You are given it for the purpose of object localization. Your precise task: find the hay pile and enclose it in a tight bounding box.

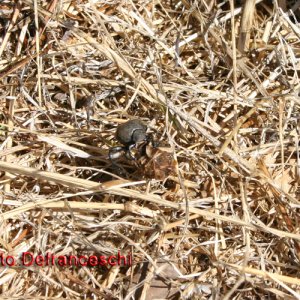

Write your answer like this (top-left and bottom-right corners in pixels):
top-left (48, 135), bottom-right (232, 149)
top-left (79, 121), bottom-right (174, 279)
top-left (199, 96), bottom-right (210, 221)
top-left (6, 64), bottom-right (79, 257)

top-left (0, 0), bottom-right (300, 298)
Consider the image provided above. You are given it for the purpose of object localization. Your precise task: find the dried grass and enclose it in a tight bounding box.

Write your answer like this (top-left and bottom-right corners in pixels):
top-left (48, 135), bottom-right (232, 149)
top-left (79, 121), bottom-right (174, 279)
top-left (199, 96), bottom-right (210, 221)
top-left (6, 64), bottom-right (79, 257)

top-left (0, 0), bottom-right (300, 299)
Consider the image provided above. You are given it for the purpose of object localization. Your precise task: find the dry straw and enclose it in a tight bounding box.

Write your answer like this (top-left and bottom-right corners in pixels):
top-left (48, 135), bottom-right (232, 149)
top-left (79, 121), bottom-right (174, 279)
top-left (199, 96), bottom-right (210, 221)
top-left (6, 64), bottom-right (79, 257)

top-left (0, 0), bottom-right (300, 298)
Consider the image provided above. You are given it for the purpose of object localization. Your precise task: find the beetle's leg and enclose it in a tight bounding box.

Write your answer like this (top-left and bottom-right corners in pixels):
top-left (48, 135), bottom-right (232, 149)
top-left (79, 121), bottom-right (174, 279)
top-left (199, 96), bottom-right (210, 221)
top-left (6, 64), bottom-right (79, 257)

top-left (108, 146), bottom-right (129, 177)
top-left (125, 144), bottom-right (137, 160)
top-left (146, 134), bottom-right (159, 148)
top-left (109, 146), bottom-right (126, 161)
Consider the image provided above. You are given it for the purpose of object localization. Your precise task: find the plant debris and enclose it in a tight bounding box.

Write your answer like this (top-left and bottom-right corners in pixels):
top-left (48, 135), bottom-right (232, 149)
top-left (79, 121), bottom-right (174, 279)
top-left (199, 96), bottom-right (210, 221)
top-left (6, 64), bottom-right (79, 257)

top-left (0, 0), bottom-right (300, 299)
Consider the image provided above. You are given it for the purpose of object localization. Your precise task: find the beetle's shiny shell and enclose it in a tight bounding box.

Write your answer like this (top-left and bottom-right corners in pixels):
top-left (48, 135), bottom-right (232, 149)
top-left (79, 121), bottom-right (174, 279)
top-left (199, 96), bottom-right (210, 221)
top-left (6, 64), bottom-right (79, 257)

top-left (116, 119), bottom-right (147, 145)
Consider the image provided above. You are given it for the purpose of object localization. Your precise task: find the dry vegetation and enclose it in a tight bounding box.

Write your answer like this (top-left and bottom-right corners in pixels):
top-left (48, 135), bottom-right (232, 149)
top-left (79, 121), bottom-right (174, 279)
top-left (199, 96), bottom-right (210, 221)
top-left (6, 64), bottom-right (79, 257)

top-left (0, 0), bottom-right (300, 299)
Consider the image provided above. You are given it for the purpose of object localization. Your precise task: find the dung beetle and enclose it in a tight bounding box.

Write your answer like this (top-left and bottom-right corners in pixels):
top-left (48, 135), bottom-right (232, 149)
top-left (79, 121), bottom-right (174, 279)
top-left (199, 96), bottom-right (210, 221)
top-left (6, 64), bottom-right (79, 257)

top-left (109, 119), bottom-right (148, 160)
top-left (116, 119), bottom-right (147, 146)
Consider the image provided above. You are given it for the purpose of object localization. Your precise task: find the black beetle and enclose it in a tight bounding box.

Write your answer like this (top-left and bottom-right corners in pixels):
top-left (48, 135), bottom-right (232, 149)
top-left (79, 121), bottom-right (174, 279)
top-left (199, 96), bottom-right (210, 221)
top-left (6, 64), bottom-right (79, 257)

top-left (109, 119), bottom-right (148, 160)
top-left (116, 119), bottom-right (147, 146)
